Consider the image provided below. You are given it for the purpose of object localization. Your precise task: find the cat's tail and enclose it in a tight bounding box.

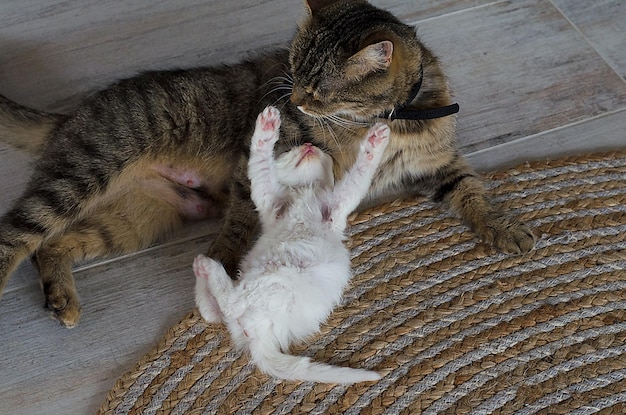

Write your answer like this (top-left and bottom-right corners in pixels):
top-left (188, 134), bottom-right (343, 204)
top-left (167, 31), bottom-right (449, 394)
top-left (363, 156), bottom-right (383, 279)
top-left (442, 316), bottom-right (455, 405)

top-left (0, 94), bottom-right (65, 155)
top-left (249, 334), bottom-right (381, 384)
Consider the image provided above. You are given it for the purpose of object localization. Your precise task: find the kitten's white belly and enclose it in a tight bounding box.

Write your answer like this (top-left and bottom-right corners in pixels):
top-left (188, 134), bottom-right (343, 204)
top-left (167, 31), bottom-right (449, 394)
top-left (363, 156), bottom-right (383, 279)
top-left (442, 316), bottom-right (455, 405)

top-left (236, 231), bottom-right (351, 344)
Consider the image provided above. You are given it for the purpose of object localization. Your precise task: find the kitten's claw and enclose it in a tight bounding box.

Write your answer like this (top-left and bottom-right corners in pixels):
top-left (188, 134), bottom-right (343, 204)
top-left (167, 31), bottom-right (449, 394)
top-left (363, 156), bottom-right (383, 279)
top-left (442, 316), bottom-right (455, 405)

top-left (253, 106), bottom-right (281, 147)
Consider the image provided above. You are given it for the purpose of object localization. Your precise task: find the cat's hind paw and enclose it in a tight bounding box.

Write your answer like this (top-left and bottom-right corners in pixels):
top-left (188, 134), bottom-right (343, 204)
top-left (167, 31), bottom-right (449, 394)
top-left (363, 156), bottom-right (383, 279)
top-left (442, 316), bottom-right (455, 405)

top-left (44, 283), bottom-right (82, 329)
top-left (252, 106), bottom-right (281, 148)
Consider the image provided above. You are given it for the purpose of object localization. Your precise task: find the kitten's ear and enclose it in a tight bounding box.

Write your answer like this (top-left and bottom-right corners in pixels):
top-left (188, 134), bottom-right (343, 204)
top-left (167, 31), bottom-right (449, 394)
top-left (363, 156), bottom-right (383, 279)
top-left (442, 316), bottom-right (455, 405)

top-left (345, 41), bottom-right (394, 80)
top-left (304, 0), bottom-right (339, 15)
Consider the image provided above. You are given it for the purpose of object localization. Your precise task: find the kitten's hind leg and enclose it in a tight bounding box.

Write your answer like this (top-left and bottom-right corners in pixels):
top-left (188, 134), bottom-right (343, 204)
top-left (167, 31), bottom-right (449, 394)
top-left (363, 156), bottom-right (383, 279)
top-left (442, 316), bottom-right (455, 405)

top-left (193, 255), bottom-right (233, 323)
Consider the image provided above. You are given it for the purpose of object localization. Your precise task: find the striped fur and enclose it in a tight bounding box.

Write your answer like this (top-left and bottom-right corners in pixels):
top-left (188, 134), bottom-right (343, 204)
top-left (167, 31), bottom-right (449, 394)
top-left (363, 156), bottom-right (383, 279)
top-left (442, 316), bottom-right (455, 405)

top-left (0, 0), bottom-right (533, 327)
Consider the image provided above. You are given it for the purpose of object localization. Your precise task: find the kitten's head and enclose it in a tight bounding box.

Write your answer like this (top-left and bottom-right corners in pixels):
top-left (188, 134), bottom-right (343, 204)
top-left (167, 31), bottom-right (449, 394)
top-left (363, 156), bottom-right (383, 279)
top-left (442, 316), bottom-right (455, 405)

top-left (289, 0), bottom-right (423, 120)
top-left (274, 143), bottom-right (334, 188)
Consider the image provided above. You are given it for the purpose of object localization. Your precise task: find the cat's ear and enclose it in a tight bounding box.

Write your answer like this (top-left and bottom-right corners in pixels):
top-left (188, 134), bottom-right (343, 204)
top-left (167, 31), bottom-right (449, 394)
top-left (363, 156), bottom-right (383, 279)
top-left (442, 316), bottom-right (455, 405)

top-left (345, 41), bottom-right (394, 80)
top-left (304, 0), bottom-right (339, 15)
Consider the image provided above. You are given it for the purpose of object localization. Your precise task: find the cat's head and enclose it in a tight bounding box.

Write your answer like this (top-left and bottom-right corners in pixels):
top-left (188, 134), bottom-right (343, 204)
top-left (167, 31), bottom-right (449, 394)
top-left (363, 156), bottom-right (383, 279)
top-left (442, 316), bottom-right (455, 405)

top-left (289, 0), bottom-right (422, 120)
top-left (274, 142), bottom-right (334, 188)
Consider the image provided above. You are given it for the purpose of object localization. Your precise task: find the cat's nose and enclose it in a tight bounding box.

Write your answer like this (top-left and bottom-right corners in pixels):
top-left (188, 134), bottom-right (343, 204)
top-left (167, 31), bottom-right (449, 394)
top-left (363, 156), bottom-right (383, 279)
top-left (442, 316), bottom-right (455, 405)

top-left (290, 89), bottom-right (305, 107)
top-left (290, 96), bottom-right (303, 107)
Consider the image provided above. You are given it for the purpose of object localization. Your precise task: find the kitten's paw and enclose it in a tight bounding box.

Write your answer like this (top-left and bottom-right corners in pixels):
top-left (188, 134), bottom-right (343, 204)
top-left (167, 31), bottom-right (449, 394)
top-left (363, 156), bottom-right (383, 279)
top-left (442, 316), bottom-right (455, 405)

top-left (193, 254), bottom-right (213, 280)
top-left (44, 283), bottom-right (82, 328)
top-left (253, 106), bottom-right (281, 148)
top-left (194, 256), bottom-right (224, 323)
top-left (193, 254), bottom-right (230, 283)
top-left (480, 214), bottom-right (535, 254)
top-left (362, 123), bottom-right (390, 160)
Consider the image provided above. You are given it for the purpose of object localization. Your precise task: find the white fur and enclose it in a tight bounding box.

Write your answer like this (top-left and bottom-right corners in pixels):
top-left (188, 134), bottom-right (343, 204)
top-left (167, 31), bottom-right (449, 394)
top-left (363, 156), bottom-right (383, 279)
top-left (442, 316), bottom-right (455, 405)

top-left (194, 106), bottom-right (389, 384)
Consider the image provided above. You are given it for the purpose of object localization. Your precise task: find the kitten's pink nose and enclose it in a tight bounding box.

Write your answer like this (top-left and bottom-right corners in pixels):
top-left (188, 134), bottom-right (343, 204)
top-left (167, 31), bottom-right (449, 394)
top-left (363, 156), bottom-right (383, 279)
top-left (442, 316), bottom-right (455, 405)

top-left (304, 142), bottom-right (313, 147)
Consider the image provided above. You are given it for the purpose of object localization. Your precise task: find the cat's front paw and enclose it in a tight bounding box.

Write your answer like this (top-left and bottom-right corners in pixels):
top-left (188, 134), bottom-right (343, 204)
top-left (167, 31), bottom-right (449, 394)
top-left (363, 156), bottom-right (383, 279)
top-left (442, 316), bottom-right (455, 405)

top-left (480, 213), bottom-right (535, 254)
top-left (361, 123), bottom-right (390, 161)
top-left (252, 106), bottom-right (281, 148)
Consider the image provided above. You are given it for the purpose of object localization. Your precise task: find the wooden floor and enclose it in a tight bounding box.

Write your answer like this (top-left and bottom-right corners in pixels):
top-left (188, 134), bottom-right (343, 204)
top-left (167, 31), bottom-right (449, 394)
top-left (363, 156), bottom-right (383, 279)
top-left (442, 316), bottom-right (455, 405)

top-left (0, 1), bottom-right (624, 414)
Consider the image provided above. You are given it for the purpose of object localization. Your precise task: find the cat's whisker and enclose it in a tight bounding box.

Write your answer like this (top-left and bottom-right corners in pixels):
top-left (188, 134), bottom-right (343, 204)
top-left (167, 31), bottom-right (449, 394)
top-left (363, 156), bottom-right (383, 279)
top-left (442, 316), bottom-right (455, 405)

top-left (317, 117), bottom-right (344, 161)
top-left (281, 71), bottom-right (294, 83)
top-left (324, 115), bottom-right (364, 133)
top-left (257, 75), bottom-right (293, 96)
top-left (315, 117), bottom-right (328, 145)
top-left (272, 93), bottom-right (293, 110)
top-left (332, 114), bottom-right (369, 127)
top-left (260, 85), bottom-right (294, 105)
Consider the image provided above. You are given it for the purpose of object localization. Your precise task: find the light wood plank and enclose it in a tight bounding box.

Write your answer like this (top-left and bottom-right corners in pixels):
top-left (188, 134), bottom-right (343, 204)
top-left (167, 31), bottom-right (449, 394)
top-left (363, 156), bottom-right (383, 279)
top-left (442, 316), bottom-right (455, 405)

top-left (0, 0), bottom-right (488, 113)
top-left (551, 0), bottom-right (626, 79)
top-left (0, 233), bottom-right (215, 415)
top-left (414, 0), bottom-right (626, 153)
top-left (0, 0), bottom-right (301, 111)
top-left (466, 108), bottom-right (626, 172)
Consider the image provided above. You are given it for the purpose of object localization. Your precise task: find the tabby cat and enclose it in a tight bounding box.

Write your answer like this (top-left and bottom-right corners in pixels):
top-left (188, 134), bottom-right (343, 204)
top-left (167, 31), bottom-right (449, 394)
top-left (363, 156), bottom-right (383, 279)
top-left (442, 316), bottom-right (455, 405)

top-left (0, 0), bottom-right (534, 328)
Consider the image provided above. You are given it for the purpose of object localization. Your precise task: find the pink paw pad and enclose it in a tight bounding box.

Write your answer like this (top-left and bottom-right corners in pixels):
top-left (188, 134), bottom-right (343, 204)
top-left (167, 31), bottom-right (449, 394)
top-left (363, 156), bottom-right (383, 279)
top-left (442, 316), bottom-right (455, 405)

top-left (259, 106), bottom-right (281, 131)
top-left (193, 256), bottom-right (209, 280)
top-left (367, 124), bottom-right (390, 147)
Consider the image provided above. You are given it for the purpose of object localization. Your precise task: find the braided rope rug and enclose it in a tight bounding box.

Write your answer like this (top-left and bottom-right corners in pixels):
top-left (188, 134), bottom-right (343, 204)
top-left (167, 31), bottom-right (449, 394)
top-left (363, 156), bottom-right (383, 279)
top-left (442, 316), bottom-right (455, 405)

top-left (99, 151), bottom-right (626, 415)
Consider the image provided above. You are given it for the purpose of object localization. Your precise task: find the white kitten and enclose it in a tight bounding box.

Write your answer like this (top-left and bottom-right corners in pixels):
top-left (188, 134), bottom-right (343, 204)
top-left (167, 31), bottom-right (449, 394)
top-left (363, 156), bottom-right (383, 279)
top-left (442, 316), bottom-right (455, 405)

top-left (194, 106), bottom-right (389, 384)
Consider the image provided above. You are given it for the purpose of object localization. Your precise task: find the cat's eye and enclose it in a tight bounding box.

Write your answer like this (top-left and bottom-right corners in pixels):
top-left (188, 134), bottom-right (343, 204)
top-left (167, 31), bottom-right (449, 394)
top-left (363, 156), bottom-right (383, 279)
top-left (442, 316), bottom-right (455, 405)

top-left (304, 86), bottom-right (322, 102)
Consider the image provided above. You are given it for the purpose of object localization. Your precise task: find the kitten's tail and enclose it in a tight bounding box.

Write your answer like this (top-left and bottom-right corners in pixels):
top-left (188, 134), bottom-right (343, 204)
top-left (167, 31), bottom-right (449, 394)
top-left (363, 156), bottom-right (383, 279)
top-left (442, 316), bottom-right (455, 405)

top-left (0, 94), bottom-right (65, 155)
top-left (249, 335), bottom-right (381, 384)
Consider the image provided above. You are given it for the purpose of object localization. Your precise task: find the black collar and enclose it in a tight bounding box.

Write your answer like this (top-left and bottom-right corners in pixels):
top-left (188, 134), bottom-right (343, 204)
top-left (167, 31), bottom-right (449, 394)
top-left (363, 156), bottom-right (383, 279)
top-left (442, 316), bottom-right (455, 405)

top-left (378, 65), bottom-right (460, 121)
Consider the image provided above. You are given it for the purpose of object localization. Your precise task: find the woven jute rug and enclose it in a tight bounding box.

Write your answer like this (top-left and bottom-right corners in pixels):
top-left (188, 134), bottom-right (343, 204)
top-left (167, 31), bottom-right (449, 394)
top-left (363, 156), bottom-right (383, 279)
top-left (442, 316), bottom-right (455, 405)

top-left (99, 151), bottom-right (626, 415)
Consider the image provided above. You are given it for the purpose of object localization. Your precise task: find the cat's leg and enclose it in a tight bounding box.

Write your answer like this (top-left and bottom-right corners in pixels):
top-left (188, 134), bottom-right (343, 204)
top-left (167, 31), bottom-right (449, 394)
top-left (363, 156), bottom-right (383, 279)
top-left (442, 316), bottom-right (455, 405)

top-left (248, 106), bottom-right (282, 217)
top-left (208, 155), bottom-right (259, 278)
top-left (33, 191), bottom-right (187, 327)
top-left (206, 107), bottom-right (283, 277)
top-left (432, 156), bottom-right (535, 254)
top-left (330, 123), bottom-right (390, 230)
top-left (0, 114), bottom-right (147, 299)
top-left (0, 184), bottom-right (97, 298)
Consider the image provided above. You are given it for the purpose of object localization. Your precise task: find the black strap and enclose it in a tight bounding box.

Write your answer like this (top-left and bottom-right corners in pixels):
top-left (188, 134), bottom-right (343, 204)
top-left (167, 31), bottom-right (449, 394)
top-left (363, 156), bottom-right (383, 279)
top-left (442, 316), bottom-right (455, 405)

top-left (385, 103), bottom-right (460, 121)
top-left (377, 64), bottom-right (460, 121)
